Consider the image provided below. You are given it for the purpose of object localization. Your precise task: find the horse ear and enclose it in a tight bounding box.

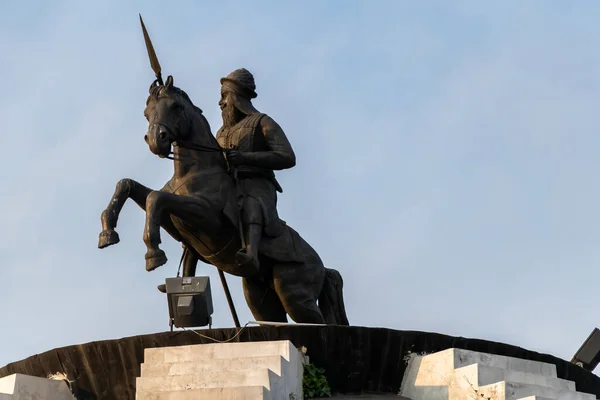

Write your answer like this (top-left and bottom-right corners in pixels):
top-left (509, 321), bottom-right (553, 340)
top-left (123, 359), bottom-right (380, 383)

top-left (165, 75), bottom-right (174, 89)
top-left (149, 80), bottom-right (158, 93)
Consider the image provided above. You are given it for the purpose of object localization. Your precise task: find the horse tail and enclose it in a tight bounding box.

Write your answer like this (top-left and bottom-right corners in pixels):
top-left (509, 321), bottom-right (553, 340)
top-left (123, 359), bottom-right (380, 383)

top-left (318, 268), bottom-right (350, 326)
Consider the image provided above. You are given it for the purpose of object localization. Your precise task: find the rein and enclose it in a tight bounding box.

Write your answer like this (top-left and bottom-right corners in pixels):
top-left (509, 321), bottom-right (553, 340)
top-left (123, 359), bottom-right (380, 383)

top-left (168, 138), bottom-right (235, 176)
top-left (175, 140), bottom-right (223, 153)
top-left (150, 121), bottom-right (225, 160)
top-left (164, 140), bottom-right (226, 161)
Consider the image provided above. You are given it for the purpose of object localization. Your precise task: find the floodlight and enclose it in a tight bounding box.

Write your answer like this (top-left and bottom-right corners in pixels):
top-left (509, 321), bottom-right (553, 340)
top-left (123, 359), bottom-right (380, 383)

top-left (571, 327), bottom-right (600, 372)
top-left (164, 276), bottom-right (213, 330)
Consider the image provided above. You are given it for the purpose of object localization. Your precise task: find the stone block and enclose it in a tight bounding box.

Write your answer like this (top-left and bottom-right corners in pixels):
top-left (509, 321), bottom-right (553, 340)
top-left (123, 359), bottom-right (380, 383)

top-left (140, 355), bottom-right (286, 377)
top-left (454, 363), bottom-right (576, 392)
top-left (410, 348), bottom-right (558, 383)
top-left (137, 368), bottom-right (278, 392)
top-left (136, 386), bottom-right (270, 400)
top-left (477, 381), bottom-right (596, 400)
top-left (0, 373), bottom-right (75, 400)
top-left (143, 340), bottom-right (295, 364)
top-left (139, 340), bottom-right (304, 399)
top-left (400, 348), bottom-right (595, 400)
top-left (516, 397), bottom-right (556, 400)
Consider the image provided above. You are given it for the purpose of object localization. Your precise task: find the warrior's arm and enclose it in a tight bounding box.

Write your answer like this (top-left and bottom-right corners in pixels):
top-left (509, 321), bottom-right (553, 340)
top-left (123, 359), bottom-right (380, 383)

top-left (243, 116), bottom-right (296, 170)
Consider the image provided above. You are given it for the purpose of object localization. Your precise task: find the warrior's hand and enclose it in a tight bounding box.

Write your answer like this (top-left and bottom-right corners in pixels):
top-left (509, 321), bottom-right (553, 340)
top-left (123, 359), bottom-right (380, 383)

top-left (226, 150), bottom-right (247, 166)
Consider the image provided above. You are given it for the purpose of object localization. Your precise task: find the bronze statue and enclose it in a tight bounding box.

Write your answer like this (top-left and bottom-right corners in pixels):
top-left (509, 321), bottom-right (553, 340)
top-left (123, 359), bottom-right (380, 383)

top-left (97, 17), bottom-right (349, 325)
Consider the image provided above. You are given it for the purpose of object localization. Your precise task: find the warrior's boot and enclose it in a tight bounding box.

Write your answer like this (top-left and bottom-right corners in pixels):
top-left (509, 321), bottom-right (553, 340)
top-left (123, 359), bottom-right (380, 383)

top-left (236, 222), bottom-right (261, 275)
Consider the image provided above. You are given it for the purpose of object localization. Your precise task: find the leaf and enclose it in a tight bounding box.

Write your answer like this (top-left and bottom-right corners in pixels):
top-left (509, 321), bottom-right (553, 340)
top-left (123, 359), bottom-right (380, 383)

top-left (303, 362), bottom-right (332, 399)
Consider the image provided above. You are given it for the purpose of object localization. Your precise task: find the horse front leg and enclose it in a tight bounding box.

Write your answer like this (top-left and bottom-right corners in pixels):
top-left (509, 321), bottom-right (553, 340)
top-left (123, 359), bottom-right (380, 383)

top-left (143, 191), bottom-right (212, 272)
top-left (99, 179), bottom-right (152, 249)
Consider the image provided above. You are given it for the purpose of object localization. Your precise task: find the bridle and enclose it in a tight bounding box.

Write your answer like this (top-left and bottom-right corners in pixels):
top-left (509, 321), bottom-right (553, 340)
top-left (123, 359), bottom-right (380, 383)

top-left (149, 122), bottom-right (227, 161)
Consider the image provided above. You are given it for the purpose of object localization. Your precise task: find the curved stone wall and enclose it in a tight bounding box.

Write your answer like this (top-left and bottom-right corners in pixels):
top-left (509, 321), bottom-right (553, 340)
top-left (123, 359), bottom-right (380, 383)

top-left (0, 326), bottom-right (598, 400)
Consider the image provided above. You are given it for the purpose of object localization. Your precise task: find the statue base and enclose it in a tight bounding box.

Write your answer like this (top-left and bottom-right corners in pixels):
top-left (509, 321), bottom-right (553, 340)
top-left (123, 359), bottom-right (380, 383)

top-left (0, 326), bottom-right (598, 399)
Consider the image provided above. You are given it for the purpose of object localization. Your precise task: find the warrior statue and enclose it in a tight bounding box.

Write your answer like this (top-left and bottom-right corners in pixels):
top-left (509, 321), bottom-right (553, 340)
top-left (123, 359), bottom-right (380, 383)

top-left (97, 16), bottom-right (349, 326)
top-left (217, 68), bottom-right (295, 275)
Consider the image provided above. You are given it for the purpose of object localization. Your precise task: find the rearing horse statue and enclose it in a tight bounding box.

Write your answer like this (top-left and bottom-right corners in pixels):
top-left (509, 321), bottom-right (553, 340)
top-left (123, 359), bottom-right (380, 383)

top-left (97, 71), bottom-right (349, 325)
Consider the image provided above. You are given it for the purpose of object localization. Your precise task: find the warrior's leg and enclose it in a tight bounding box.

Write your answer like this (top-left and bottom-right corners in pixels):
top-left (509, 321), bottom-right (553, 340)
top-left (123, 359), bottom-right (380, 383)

top-left (236, 196), bottom-right (262, 274)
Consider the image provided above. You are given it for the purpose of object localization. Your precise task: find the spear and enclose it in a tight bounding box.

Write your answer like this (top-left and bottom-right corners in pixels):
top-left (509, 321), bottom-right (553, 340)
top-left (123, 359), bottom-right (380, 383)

top-left (138, 15), bottom-right (241, 329)
top-left (139, 14), bottom-right (163, 86)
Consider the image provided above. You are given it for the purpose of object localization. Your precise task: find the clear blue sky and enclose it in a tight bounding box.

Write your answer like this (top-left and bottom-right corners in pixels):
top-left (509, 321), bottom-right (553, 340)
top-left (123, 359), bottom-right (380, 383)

top-left (2, 0), bottom-right (600, 370)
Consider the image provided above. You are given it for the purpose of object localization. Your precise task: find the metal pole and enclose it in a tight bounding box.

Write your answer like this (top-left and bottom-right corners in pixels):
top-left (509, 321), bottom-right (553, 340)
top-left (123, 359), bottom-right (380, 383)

top-left (218, 269), bottom-right (241, 329)
top-left (219, 161), bottom-right (242, 330)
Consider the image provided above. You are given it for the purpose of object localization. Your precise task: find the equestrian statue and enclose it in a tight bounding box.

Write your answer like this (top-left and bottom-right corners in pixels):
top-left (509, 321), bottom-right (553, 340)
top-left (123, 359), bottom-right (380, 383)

top-left (97, 16), bottom-right (349, 325)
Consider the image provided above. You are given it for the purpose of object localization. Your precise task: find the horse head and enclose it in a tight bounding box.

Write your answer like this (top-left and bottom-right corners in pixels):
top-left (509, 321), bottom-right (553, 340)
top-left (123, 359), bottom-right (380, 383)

top-left (143, 75), bottom-right (214, 159)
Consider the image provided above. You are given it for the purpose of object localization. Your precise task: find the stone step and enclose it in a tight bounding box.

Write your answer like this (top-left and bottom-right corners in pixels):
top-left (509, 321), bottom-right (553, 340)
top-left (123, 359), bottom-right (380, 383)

top-left (135, 386), bottom-right (271, 400)
top-left (0, 373), bottom-right (75, 400)
top-left (400, 348), bottom-right (576, 400)
top-left (136, 368), bottom-right (282, 393)
top-left (477, 381), bottom-right (596, 400)
top-left (427, 348), bottom-right (557, 378)
top-left (144, 340), bottom-right (296, 364)
top-left (517, 396), bottom-right (555, 400)
top-left (315, 396), bottom-right (411, 399)
top-left (138, 340), bottom-right (304, 399)
top-left (454, 363), bottom-right (576, 392)
top-left (140, 355), bottom-right (286, 378)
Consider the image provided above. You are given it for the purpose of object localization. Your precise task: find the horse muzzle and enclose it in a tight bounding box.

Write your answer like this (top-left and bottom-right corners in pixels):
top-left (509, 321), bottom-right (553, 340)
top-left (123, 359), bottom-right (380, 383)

top-left (146, 124), bottom-right (173, 157)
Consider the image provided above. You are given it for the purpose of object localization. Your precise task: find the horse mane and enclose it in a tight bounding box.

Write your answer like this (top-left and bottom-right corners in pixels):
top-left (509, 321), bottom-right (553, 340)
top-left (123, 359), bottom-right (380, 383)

top-left (147, 81), bottom-right (203, 115)
top-left (146, 78), bottom-right (217, 147)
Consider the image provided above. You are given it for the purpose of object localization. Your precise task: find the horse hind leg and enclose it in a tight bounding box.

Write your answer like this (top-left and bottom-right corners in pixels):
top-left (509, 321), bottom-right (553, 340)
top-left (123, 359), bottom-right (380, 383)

top-left (272, 263), bottom-right (326, 324)
top-left (318, 268), bottom-right (350, 326)
top-left (242, 275), bottom-right (288, 323)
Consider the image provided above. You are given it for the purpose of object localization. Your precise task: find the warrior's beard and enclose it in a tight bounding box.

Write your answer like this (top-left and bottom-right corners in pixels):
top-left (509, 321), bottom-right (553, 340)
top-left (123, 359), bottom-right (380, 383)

top-left (222, 103), bottom-right (245, 128)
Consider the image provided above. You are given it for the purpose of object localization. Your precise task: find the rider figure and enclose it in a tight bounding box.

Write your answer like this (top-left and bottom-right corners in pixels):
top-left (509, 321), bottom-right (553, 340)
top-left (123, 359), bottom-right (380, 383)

top-left (216, 68), bottom-right (296, 275)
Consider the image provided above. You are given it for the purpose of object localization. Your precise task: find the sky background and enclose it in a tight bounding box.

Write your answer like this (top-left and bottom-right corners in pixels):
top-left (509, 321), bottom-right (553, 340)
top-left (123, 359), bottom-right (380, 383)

top-left (2, 0), bottom-right (600, 371)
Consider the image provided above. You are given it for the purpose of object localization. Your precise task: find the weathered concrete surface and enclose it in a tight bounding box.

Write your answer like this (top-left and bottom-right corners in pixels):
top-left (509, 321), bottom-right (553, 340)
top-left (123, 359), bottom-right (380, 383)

top-left (0, 373), bottom-right (75, 399)
top-left (0, 326), bottom-right (599, 400)
top-left (137, 340), bottom-right (303, 399)
top-left (135, 386), bottom-right (269, 400)
top-left (140, 355), bottom-right (286, 377)
top-left (400, 348), bottom-right (596, 400)
top-left (143, 340), bottom-right (296, 364)
top-left (318, 396), bottom-right (411, 399)
top-left (453, 363), bottom-right (575, 391)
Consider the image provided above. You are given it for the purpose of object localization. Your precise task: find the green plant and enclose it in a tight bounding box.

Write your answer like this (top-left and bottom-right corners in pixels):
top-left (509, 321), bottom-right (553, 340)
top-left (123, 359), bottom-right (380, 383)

top-left (302, 362), bottom-right (331, 399)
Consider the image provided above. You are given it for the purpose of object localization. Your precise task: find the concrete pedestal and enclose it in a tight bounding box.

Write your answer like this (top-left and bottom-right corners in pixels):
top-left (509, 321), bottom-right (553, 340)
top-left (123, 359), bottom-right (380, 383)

top-left (400, 348), bottom-right (596, 400)
top-left (136, 340), bottom-right (304, 400)
top-left (0, 373), bottom-right (74, 400)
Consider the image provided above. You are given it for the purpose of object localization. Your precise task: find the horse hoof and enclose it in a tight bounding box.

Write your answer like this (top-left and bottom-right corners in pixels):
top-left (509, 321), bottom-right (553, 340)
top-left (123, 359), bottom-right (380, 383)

top-left (157, 284), bottom-right (166, 293)
top-left (98, 230), bottom-right (120, 249)
top-left (145, 249), bottom-right (167, 271)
